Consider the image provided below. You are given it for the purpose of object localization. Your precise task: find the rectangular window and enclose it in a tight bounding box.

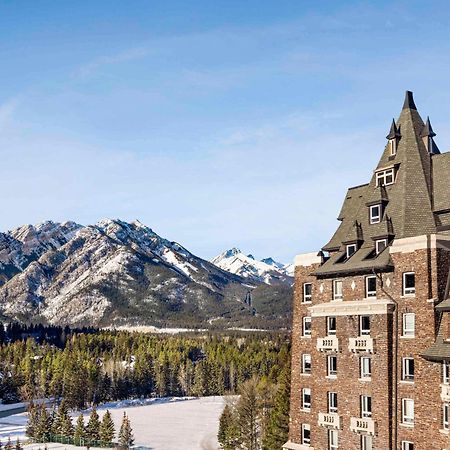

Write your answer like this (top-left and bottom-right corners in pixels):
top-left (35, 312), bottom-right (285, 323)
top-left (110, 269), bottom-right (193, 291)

top-left (376, 167), bottom-right (395, 186)
top-left (369, 204), bottom-right (381, 224)
top-left (302, 354), bottom-right (311, 374)
top-left (444, 403), bottom-right (449, 430)
top-left (327, 316), bottom-right (337, 336)
top-left (302, 424), bottom-right (311, 446)
top-left (327, 355), bottom-right (337, 377)
top-left (333, 280), bottom-right (343, 301)
top-left (389, 139), bottom-right (397, 156)
top-left (375, 239), bottom-right (387, 255)
top-left (302, 388), bottom-right (311, 411)
top-left (360, 316), bottom-right (371, 336)
top-left (365, 276), bottom-right (377, 298)
top-left (328, 392), bottom-right (338, 413)
top-left (402, 358), bottom-right (414, 382)
top-left (303, 283), bottom-right (312, 303)
top-left (303, 317), bottom-right (312, 337)
top-left (361, 395), bottom-right (372, 418)
top-left (444, 361), bottom-right (450, 385)
top-left (360, 357), bottom-right (371, 379)
top-left (403, 272), bottom-right (416, 296)
top-left (402, 398), bottom-right (414, 425)
top-left (401, 442), bottom-right (413, 450)
top-left (328, 429), bottom-right (338, 450)
top-left (402, 313), bottom-right (415, 338)
top-left (346, 244), bottom-right (357, 258)
top-left (361, 435), bottom-right (373, 450)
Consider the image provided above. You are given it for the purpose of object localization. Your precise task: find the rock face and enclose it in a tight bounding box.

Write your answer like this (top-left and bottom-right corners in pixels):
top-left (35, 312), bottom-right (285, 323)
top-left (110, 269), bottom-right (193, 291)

top-left (211, 248), bottom-right (294, 285)
top-left (0, 220), bottom-right (292, 328)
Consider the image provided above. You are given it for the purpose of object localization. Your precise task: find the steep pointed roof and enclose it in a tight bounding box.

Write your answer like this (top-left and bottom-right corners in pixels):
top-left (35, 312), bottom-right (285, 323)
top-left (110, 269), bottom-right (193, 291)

top-left (386, 119), bottom-right (401, 139)
top-left (420, 116), bottom-right (436, 138)
top-left (316, 91), bottom-right (445, 278)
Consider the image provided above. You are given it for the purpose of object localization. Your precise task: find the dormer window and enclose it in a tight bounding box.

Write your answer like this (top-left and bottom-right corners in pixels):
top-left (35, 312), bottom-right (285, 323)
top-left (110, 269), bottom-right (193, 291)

top-left (369, 204), bottom-right (382, 224)
top-left (376, 168), bottom-right (395, 186)
top-left (346, 244), bottom-right (357, 258)
top-left (375, 239), bottom-right (387, 254)
top-left (389, 139), bottom-right (397, 156)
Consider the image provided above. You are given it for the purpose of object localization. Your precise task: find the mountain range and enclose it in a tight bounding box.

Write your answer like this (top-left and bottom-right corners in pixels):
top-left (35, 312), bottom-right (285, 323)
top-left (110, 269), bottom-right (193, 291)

top-left (0, 220), bottom-right (293, 329)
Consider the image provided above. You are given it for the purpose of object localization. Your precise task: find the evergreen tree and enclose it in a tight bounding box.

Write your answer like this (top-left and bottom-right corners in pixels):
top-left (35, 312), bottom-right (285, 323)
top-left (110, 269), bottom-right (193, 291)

top-left (26, 402), bottom-right (39, 438)
top-left (118, 413), bottom-right (134, 449)
top-left (53, 400), bottom-right (74, 437)
top-left (262, 367), bottom-right (290, 450)
top-left (218, 403), bottom-right (240, 450)
top-left (35, 406), bottom-right (52, 442)
top-left (74, 414), bottom-right (85, 445)
top-left (237, 377), bottom-right (260, 450)
top-left (14, 438), bottom-right (22, 450)
top-left (85, 407), bottom-right (101, 443)
top-left (100, 410), bottom-right (115, 446)
top-left (4, 438), bottom-right (12, 450)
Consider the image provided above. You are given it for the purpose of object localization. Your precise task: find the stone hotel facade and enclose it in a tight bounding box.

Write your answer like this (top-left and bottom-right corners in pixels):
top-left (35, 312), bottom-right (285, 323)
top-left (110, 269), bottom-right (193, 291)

top-left (284, 92), bottom-right (450, 450)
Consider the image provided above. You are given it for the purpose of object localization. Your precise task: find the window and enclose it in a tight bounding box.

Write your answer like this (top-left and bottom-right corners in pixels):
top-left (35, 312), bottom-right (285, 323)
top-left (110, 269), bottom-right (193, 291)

top-left (444, 361), bottom-right (450, 384)
top-left (346, 244), bottom-right (357, 258)
top-left (361, 395), bottom-right (372, 418)
top-left (360, 357), bottom-right (371, 379)
top-left (369, 204), bottom-right (381, 224)
top-left (327, 317), bottom-right (337, 336)
top-left (376, 167), bottom-right (395, 186)
top-left (303, 283), bottom-right (312, 303)
top-left (402, 358), bottom-right (414, 382)
top-left (401, 442), bottom-right (413, 450)
top-left (365, 276), bottom-right (377, 298)
top-left (302, 354), bottom-right (311, 374)
top-left (360, 316), bottom-right (371, 336)
top-left (375, 239), bottom-right (387, 255)
top-left (403, 272), bottom-right (416, 296)
top-left (327, 355), bottom-right (337, 377)
top-left (444, 403), bottom-right (449, 430)
top-left (328, 392), bottom-right (338, 413)
top-left (389, 139), bottom-right (397, 156)
top-left (302, 424), bottom-right (311, 446)
top-left (402, 398), bottom-right (414, 425)
top-left (402, 313), bottom-right (415, 338)
top-left (302, 388), bottom-right (311, 411)
top-left (303, 317), bottom-right (312, 337)
top-left (333, 280), bottom-right (343, 300)
top-left (328, 429), bottom-right (338, 450)
top-left (361, 435), bottom-right (373, 450)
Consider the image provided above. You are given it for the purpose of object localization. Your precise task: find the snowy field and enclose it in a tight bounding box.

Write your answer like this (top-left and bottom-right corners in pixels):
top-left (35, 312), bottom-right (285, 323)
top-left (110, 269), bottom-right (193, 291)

top-left (0, 396), bottom-right (227, 450)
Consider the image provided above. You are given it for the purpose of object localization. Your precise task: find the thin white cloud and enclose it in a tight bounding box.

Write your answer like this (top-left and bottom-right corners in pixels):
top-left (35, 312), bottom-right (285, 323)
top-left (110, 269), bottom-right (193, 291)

top-left (0, 97), bottom-right (20, 131)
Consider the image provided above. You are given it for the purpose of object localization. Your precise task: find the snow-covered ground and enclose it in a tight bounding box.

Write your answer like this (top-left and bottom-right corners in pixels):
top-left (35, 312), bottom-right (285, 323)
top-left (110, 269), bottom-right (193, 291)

top-left (0, 396), bottom-right (227, 450)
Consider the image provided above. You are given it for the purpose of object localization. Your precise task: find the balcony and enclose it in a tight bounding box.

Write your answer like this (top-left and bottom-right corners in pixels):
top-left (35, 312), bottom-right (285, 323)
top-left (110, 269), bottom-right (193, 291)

top-left (348, 336), bottom-right (374, 353)
top-left (441, 384), bottom-right (450, 402)
top-left (318, 412), bottom-right (340, 430)
top-left (317, 336), bottom-right (339, 352)
top-left (350, 417), bottom-right (376, 435)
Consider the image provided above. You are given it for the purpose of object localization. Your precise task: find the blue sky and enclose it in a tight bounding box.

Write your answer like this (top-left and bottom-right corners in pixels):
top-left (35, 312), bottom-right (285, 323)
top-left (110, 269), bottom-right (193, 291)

top-left (1, 1), bottom-right (450, 262)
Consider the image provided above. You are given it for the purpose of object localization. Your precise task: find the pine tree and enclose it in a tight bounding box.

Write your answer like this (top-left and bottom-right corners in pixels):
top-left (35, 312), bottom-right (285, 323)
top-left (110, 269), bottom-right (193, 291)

top-left (26, 401), bottom-right (39, 438)
top-left (100, 410), bottom-right (115, 446)
top-left (118, 412), bottom-right (134, 449)
top-left (73, 414), bottom-right (85, 445)
top-left (15, 438), bottom-right (22, 450)
top-left (85, 407), bottom-right (101, 443)
top-left (53, 401), bottom-right (74, 438)
top-left (4, 438), bottom-right (12, 450)
top-left (35, 406), bottom-right (52, 442)
top-left (237, 377), bottom-right (261, 450)
top-left (218, 403), bottom-right (240, 450)
top-left (262, 367), bottom-right (290, 450)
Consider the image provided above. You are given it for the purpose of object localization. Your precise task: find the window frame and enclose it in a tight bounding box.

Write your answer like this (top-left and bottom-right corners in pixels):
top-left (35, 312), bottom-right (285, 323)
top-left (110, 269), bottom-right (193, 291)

top-left (328, 429), bottom-right (338, 450)
top-left (360, 356), bottom-right (372, 379)
top-left (327, 316), bottom-right (337, 336)
top-left (328, 392), bottom-right (338, 414)
top-left (389, 139), bottom-right (397, 156)
top-left (444, 403), bottom-right (449, 430)
top-left (327, 355), bottom-right (337, 378)
top-left (402, 357), bottom-right (414, 382)
top-left (401, 442), bottom-right (414, 450)
top-left (361, 435), bottom-right (373, 450)
top-left (346, 243), bottom-right (357, 258)
top-left (301, 423), bottom-right (311, 446)
top-left (303, 316), bottom-right (312, 337)
top-left (444, 361), bottom-right (450, 385)
top-left (302, 353), bottom-right (312, 374)
top-left (302, 387), bottom-right (311, 411)
top-left (402, 313), bottom-right (415, 338)
top-left (376, 167), bottom-right (395, 187)
top-left (375, 239), bottom-right (387, 255)
top-left (333, 280), bottom-right (343, 301)
top-left (402, 398), bottom-right (414, 425)
top-left (359, 315), bottom-right (371, 336)
top-left (403, 272), bottom-right (416, 296)
top-left (369, 204), bottom-right (382, 224)
top-left (361, 395), bottom-right (372, 418)
top-left (303, 282), bottom-right (312, 303)
top-left (365, 275), bottom-right (377, 298)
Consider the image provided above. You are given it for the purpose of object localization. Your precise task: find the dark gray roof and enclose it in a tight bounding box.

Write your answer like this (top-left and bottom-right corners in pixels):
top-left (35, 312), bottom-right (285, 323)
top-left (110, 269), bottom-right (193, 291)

top-left (316, 91), bottom-right (450, 278)
top-left (420, 117), bottom-right (436, 138)
top-left (386, 119), bottom-right (401, 140)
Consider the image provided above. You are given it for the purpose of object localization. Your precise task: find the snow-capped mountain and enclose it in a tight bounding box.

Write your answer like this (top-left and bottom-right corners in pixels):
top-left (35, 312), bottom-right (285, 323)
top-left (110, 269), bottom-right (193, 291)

top-left (211, 248), bottom-right (293, 285)
top-left (0, 220), bottom-right (292, 328)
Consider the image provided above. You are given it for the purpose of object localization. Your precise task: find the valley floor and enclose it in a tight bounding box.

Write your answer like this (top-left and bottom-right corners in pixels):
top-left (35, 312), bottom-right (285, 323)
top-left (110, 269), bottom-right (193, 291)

top-left (0, 396), bottom-right (227, 450)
